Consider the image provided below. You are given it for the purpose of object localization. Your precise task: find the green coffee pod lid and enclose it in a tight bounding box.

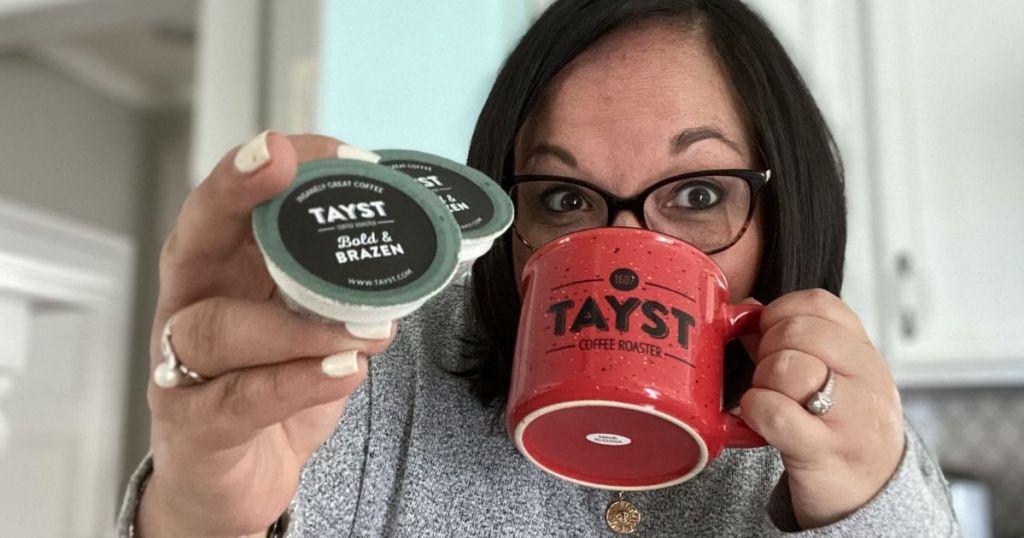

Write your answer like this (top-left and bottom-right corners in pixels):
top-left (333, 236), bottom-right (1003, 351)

top-left (376, 149), bottom-right (514, 262)
top-left (252, 158), bottom-right (461, 330)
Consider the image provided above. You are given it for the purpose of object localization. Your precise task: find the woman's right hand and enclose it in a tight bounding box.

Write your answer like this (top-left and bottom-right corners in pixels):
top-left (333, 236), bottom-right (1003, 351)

top-left (136, 133), bottom-right (395, 537)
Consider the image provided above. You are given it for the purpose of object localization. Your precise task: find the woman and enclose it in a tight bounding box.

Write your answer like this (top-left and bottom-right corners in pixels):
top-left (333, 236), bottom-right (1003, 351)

top-left (121, 0), bottom-right (957, 535)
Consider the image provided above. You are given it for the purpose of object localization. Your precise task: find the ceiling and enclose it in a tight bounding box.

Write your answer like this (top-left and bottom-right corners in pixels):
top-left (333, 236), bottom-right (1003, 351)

top-left (0, 0), bottom-right (197, 109)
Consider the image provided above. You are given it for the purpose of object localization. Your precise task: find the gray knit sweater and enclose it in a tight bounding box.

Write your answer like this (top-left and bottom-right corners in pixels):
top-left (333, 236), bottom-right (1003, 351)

top-left (119, 278), bottom-right (959, 536)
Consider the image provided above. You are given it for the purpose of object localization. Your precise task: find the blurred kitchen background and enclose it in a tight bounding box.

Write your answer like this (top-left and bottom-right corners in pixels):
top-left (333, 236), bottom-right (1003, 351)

top-left (0, 0), bottom-right (1021, 536)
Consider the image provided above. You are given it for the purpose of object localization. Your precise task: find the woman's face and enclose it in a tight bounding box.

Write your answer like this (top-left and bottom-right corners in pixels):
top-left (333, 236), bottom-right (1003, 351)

top-left (512, 21), bottom-right (762, 302)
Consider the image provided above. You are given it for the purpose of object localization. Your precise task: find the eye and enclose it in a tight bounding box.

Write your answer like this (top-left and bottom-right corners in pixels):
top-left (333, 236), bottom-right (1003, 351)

top-left (668, 181), bottom-right (723, 210)
top-left (542, 187), bottom-right (592, 213)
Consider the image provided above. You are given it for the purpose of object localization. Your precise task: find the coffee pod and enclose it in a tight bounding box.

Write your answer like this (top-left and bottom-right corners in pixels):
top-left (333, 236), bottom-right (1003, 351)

top-left (252, 158), bottom-right (461, 338)
top-left (375, 149), bottom-right (514, 278)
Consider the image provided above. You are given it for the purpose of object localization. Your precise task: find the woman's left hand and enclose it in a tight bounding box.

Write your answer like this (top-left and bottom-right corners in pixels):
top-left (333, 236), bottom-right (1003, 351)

top-left (740, 289), bottom-right (905, 530)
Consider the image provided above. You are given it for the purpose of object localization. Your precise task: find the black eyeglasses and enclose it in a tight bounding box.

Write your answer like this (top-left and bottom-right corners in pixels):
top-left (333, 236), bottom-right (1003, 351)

top-left (507, 169), bottom-right (770, 254)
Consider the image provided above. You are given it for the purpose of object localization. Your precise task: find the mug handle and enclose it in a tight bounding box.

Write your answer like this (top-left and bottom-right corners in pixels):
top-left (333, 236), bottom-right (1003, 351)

top-left (723, 303), bottom-right (768, 448)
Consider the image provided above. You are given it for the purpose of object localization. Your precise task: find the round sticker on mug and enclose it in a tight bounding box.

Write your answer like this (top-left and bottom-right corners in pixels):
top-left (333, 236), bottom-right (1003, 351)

top-left (586, 433), bottom-right (633, 446)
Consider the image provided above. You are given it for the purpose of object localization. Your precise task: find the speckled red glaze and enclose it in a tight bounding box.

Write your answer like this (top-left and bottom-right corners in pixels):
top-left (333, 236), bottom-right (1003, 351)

top-left (507, 228), bottom-right (766, 490)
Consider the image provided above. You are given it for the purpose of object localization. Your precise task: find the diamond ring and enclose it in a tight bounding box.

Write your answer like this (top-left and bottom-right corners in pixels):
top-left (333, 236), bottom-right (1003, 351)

top-left (805, 368), bottom-right (835, 416)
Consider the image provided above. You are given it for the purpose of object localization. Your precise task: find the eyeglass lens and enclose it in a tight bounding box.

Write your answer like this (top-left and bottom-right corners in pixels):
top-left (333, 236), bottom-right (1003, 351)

top-left (510, 174), bottom-right (752, 252)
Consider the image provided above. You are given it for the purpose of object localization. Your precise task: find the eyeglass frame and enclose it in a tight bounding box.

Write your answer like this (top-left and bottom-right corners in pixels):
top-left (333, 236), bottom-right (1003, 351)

top-left (506, 168), bottom-right (771, 255)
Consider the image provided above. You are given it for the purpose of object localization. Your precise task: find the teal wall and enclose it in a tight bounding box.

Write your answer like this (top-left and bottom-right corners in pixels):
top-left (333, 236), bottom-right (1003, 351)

top-left (318, 1), bottom-right (531, 163)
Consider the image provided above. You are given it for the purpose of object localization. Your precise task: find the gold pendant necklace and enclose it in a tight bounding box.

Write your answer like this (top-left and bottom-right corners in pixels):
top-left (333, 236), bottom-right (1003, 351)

top-left (605, 491), bottom-right (641, 534)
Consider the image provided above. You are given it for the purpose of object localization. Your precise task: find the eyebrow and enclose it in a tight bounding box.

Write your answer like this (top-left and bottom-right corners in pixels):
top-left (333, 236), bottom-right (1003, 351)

top-left (529, 142), bottom-right (578, 169)
top-left (524, 125), bottom-right (740, 170)
top-left (671, 127), bottom-right (741, 154)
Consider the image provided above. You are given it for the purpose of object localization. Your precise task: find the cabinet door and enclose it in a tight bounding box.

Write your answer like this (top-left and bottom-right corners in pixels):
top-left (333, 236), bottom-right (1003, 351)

top-left (865, 0), bottom-right (1024, 384)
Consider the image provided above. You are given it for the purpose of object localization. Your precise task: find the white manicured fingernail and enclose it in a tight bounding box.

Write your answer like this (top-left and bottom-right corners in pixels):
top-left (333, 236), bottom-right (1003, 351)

top-left (234, 130), bottom-right (272, 173)
top-left (346, 321), bottom-right (394, 340)
top-left (337, 145), bottom-right (381, 163)
top-left (322, 350), bottom-right (360, 378)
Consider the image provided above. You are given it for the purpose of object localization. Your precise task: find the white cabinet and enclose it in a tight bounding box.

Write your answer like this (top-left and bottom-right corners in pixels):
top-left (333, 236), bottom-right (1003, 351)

top-left (749, 0), bottom-right (1024, 385)
top-left (865, 0), bottom-right (1024, 384)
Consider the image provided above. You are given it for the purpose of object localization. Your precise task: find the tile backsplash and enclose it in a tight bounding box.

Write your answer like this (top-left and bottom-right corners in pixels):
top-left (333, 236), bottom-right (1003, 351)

top-left (902, 387), bottom-right (1024, 538)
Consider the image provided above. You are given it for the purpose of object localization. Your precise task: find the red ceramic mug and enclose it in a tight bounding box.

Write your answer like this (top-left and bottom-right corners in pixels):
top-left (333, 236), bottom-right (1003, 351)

top-left (507, 227), bottom-right (767, 490)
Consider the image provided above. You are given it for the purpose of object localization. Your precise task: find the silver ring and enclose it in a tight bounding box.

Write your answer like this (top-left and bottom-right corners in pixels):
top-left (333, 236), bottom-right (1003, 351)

top-left (153, 315), bottom-right (208, 388)
top-left (805, 368), bottom-right (835, 416)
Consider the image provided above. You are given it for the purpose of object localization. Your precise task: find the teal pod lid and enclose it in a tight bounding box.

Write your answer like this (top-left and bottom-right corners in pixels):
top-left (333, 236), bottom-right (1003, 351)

top-left (252, 158), bottom-right (461, 329)
top-left (375, 149), bottom-right (514, 263)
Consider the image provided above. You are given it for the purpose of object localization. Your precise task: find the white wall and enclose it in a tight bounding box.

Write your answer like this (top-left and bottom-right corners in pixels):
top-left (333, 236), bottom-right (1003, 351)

top-left (189, 0), bottom-right (321, 185)
top-left (0, 51), bottom-right (193, 498)
top-left (0, 53), bottom-right (143, 235)
top-left (121, 111), bottom-right (191, 490)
